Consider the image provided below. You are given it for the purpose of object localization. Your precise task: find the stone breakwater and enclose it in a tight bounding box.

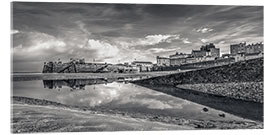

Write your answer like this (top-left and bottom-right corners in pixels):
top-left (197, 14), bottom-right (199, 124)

top-left (134, 58), bottom-right (263, 103)
top-left (177, 82), bottom-right (263, 103)
top-left (134, 58), bottom-right (263, 85)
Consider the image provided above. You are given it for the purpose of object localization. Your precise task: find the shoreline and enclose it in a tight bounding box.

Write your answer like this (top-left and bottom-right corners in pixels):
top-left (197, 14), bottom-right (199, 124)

top-left (12, 71), bottom-right (183, 81)
top-left (11, 96), bottom-right (263, 133)
top-left (131, 83), bottom-right (264, 122)
top-left (12, 104), bottom-right (191, 133)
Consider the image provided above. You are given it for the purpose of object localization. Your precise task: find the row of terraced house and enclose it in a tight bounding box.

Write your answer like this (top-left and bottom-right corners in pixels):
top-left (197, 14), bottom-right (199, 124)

top-left (156, 42), bottom-right (263, 67)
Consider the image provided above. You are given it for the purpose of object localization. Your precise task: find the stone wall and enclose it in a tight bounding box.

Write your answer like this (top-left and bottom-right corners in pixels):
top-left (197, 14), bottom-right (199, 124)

top-left (135, 58), bottom-right (263, 86)
top-left (179, 57), bottom-right (235, 70)
top-left (42, 62), bottom-right (107, 73)
top-left (177, 82), bottom-right (263, 103)
top-left (154, 57), bottom-right (235, 71)
top-left (134, 58), bottom-right (263, 103)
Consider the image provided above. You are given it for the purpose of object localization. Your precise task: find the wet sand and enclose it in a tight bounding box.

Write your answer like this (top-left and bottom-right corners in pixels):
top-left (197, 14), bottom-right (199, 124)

top-left (12, 104), bottom-right (191, 133)
top-left (11, 96), bottom-right (263, 133)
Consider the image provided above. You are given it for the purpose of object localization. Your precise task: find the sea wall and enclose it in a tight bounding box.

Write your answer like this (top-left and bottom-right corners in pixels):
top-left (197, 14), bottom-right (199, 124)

top-left (134, 58), bottom-right (263, 103)
top-left (75, 64), bottom-right (106, 73)
top-left (135, 58), bottom-right (263, 86)
top-left (179, 57), bottom-right (235, 70)
top-left (177, 82), bottom-right (263, 103)
top-left (153, 57), bottom-right (235, 71)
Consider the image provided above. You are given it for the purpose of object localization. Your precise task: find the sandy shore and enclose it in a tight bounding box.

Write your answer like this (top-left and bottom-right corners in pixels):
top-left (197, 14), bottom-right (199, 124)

top-left (12, 104), bottom-right (192, 133)
top-left (11, 96), bottom-right (263, 133)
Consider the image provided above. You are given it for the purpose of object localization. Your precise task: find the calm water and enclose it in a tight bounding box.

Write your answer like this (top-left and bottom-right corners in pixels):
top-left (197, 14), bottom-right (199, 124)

top-left (12, 79), bottom-right (246, 121)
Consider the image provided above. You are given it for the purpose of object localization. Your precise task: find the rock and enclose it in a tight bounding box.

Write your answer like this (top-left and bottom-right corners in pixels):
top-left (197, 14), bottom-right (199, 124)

top-left (219, 113), bottom-right (225, 117)
top-left (203, 107), bottom-right (209, 112)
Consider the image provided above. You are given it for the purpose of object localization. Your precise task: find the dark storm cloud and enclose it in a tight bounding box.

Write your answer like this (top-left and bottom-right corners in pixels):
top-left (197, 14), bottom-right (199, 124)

top-left (12, 2), bottom-right (263, 72)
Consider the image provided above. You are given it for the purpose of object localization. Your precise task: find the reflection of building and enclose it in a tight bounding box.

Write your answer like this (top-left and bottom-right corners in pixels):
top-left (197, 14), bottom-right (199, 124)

top-left (43, 79), bottom-right (109, 90)
top-left (156, 56), bottom-right (170, 66)
top-left (132, 61), bottom-right (153, 72)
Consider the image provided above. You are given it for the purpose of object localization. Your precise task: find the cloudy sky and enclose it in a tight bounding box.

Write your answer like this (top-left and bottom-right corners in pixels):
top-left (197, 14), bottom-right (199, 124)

top-left (12, 2), bottom-right (263, 72)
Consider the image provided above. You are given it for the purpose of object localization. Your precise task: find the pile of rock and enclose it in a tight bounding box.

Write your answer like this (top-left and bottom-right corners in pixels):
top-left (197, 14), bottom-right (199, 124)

top-left (135, 58), bottom-right (263, 86)
top-left (177, 82), bottom-right (263, 103)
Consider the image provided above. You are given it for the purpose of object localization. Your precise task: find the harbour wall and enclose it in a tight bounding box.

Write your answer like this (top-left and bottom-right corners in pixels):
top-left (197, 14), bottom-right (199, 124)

top-left (135, 58), bottom-right (263, 85)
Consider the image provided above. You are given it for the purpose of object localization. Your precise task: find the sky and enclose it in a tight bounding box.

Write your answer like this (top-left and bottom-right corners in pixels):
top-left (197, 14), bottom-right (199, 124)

top-left (11, 2), bottom-right (263, 72)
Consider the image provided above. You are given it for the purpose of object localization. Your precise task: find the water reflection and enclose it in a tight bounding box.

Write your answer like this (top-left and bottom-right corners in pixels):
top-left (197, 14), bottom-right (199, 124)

top-left (134, 83), bottom-right (263, 122)
top-left (43, 79), bottom-right (110, 91)
top-left (13, 79), bottom-right (248, 122)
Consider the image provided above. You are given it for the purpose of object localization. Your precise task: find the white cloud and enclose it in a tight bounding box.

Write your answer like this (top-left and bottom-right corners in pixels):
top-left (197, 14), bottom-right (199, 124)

top-left (218, 41), bottom-right (225, 44)
top-left (12, 30), bottom-right (121, 63)
top-left (13, 32), bottom-right (67, 54)
top-left (200, 38), bottom-right (208, 43)
top-left (182, 38), bottom-right (191, 44)
top-left (148, 47), bottom-right (181, 53)
top-left (87, 39), bottom-right (119, 58)
top-left (144, 34), bottom-right (180, 44)
top-left (196, 27), bottom-right (214, 33)
top-left (116, 34), bottom-right (181, 47)
top-left (139, 99), bottom-right (183, 110)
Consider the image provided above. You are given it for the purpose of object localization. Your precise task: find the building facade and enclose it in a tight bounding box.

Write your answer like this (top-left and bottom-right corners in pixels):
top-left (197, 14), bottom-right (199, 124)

top-left (131, 61), bottom-right (153, 72)
top-left (230, 42), bottom-right (264, 62)
top-left (230, 42), bottom-right (263, 55)
top-left (169, 52), bottom-right (190, 59)
top-left (169, 43), bottom-right (220, 66)
top-left (209, 48), bottom-right (220, 57)
top-left (156, 56), bottom-right (170, 66)
top-left (170, 57), bottom-right (186, 66)
top-left (192, 43), bottom-right (220, 58)
top-left (234, 52), bottom-right (263, 62)
top-left (191, 50), bottom-right (207, 57)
